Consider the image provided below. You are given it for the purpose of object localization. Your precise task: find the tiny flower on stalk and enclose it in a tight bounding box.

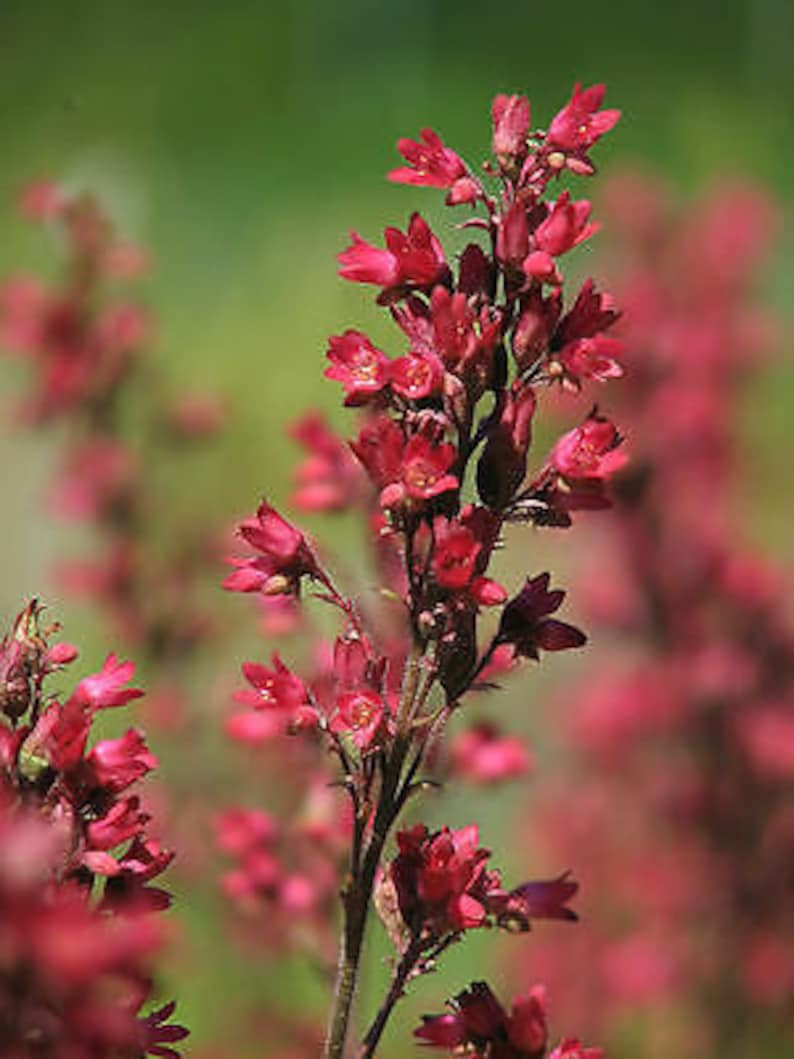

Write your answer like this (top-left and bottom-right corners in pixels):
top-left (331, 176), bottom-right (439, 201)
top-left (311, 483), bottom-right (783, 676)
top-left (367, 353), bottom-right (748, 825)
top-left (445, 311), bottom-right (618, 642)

top-left (497, 574), bottom-right (587, 660)
top-left (415, 980), bottom-right (548, 1058)
top-left (224, 500), bottom-right (326, 596)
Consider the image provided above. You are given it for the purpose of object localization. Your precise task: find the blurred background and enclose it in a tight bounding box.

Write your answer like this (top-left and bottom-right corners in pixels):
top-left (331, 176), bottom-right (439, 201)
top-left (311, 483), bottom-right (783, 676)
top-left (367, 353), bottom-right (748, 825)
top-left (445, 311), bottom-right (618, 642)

top-left (0, 2), bottom-right (791, 1056)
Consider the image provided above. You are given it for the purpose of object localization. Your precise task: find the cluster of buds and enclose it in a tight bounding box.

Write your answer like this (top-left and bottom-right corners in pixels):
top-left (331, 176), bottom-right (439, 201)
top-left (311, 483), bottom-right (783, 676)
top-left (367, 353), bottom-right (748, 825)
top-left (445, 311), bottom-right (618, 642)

top-left (513, 178), bottom-right (791, 1054)
top-left (0, 184), bottom-right (224, 714)
top-left (224, 84), bottom-right (623, 1058)
top-left (0, 599), bottom-right (186, 1055)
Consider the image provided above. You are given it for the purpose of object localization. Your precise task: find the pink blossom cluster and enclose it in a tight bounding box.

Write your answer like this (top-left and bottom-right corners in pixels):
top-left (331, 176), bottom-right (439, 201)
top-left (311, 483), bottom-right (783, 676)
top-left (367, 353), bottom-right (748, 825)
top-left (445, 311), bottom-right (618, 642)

top-left (512, 178), bottom-right (791, 1054)
top-left (0, 598), bottom-right (186, 1055)
top-left (222, 84), bottom-right (624, 1058)
top-left (0, 186), bottom-right (224, 715)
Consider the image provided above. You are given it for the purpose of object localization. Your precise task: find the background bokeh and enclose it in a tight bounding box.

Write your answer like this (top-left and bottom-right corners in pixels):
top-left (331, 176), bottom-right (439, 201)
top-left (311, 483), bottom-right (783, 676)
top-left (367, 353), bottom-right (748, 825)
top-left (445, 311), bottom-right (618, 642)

top-left (0, 2), bottom-right (791, 1055)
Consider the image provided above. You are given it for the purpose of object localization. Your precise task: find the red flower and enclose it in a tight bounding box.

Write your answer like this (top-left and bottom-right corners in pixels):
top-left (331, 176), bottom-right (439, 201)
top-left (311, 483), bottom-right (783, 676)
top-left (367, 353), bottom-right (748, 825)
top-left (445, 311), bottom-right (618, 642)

top-left (86, 728), bottom-right (157, 792)
top-left (388, 128), bottom-right (467, 189)
top-left (223, 500), bottom-right (322, 595)
top-left (549, 1038), bottom-right (605, 1059)
top-left (555, 279), bottom-right (620, 346)
top-left (338, 213), bottom-right (447, 294)
top-left (398, 434), bottom-right (459, 503)
top-left (492, 94), bottom-right (531, 161)
top-left (532, 192), bottom-right (599, 258)
top-left (330, 689), bottom-right (387, 750)
top-left (416, 981), bottom-right (549, 1059)
top-left (290, 411), bottom-right (364, 513)
top-left (324, 329), bottom-right (390, 405)
top-left (547, 82), bottom-right (620, 155)
top-left (390, 351), bottom-right (444, 401)
top-left (555, 334), bottom-right (624, 385)
top-left (432, 518), bottom-right (505, 606)
top-left (70, 654), bottom-right (143, 710)
top-left (432, 521), bottom-right (482, 591)
top-left (349, 414), bottom-right (405, 490)
top-left (390, 823), bottom-right (503, 934)
top-left (233, 653), bottom-right (319, 735)
top-left (451, 722), bottom-right (532, 785)
top-left (497, 573), bottom-right (586, 660)
top-left (549, 414), bottom-right (628, 481)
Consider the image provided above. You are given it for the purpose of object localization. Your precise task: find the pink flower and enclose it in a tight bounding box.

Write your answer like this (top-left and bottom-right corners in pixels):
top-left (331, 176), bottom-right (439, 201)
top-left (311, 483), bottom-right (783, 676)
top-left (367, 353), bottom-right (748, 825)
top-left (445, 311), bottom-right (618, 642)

top-left (555, 335), bottom-right (624, 385)
top-left (86, 729), bottom-right (157, 792)
top-left (416, 981), bottom-right (549, 1058)
top-left (547, 83), bottom-right (620, 154)
top-left (532, 192), bottom-right (599, 258)
top-left (492, 94), bottom-right (531, 160)
top-left (233, 654), bottom-right (319, 735)
top-left (555, 279), bottom-right (620, 346)
top-left (290, 411), bottom-right (364, 513)
top-left (324, 329), bottom-right (390, 405)
top-left (549, 1038), bottom-right (604, 1059)
top-left (451, 723), bottom-right (532, 785)
top-left (87, 795), bottom-right (147, 851)
top-left (350, 414), bottom-right (405, 490)
top-left (338, 213), bottom-right (447, 294)
top-left (330, 689), bottom-right (387, 749)
top-left (431, 517), bottom-right (505, 606)
top-left (549, 414), bottom-right (628, 481)
top-left (390, 351), bottom-right (444, 400)
top-left (70, 654), bottom-right (143, 710)
top-left (390, 824), bottom-right (503, 934)
top-left (388, 128), bottom-right (467, 189)
top-left (397, 434), bottom-right (459, 503)
top-left (497, 573), bottom-right (586, 660)
top-left (223, 500), bottom-right (323, 595)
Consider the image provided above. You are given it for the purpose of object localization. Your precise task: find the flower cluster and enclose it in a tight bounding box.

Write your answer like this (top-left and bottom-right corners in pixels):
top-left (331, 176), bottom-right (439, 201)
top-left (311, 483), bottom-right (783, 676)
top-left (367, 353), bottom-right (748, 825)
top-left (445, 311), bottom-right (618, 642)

top-left (513, 177), bottom-right (790, 1054)
top-left (417, 981), bottom-right (601, 1059)
top-left (0, 185), bottom-right (224, 717)
top-left (0, 598), bottom-right (186, 1055)
top-left (223, 84), bottom-right (622, 1058)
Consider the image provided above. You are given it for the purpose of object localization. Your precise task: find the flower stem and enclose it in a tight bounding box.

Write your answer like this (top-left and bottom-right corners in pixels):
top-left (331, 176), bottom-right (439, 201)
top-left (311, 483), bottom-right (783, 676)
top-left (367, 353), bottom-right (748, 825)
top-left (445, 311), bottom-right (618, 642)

top-left (358, 935), bottom-right (424, 1058)
top-left (323, 646), bottom-right (424, 1059)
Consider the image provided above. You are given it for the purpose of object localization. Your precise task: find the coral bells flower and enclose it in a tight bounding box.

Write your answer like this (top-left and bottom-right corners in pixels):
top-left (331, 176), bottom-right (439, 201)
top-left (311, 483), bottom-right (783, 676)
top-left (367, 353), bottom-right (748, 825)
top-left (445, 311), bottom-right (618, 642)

top-left (330, 689), bottom-right (387, 750)
top-left (230, 654), bottom-right (319, 739)
top-left (450, 722), bottom-right (532, 785)
top-left (338, 213), bottom-right (448, 297)
top-left (416, 981), bottom-right (549, 1058)
top-left (388, 128), bottom-right (468, 191)
top-left (390, 823), bottom-right (504, 934)
top-left (549, 1039), bottom-right (605, 1059)
top-left (290, 411), bottom-right (364, 513)
top-left (376, 433), bottom-right (459, 509)
top-left (492, 93), bottom-right (531, 162)
top-left (390, 351), bottom-right (444, 401)
top-left (70, 653), bottom-right (144, 710)
top-left (497, 574), bottom-right (586, 660)
top-left (324, 330), bottom-right (390, 405)
top-left (546, 83), bottom-right (621, 173)
top-left (86, 728), bottom-right (157, 792)
top-left (548, 413), bottom-right (628, 483)
top-left (431, 517), bottom-right (506, 606)
top-left (224, 500), bottom-right (324, 595)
